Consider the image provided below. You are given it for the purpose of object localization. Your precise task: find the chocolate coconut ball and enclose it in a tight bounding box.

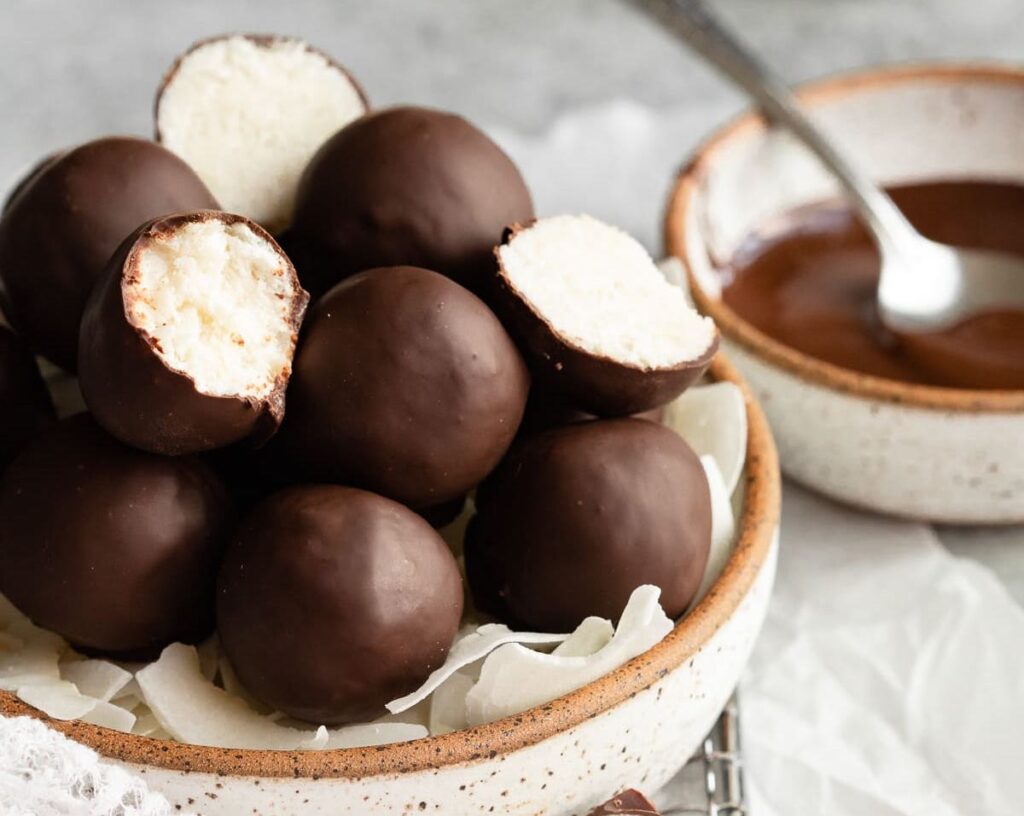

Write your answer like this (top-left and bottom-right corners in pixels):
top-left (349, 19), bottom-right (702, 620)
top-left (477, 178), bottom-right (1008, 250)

top-left (0, 327), bottom-right (55, 470)
top-left (466, 418), bottom-right (711, 632)
top-left (0, 414), bottom-right (232, 658)
top-left (0, 137), bottom-right (218, 370)
top-left (217, 485), bottom-right (464, 724)
top-left (156, 34), bottom-right (368, 232)
top-left (78, 211), bottom-right (308, 456)
top-left (273, 266), bottom-right (529, 508)
top-left (289, 106), bottom-right (534, 296)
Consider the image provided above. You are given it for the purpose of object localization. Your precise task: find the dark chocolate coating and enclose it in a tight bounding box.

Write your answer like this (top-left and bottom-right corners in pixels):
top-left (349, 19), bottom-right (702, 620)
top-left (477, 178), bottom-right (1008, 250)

top-left (0, 138), bottom-right (218, 370)
top-left (216, 485), bottom-right (464, 724)
top-left (494, 232), bottom-right (718, 417)
top-left (417, 493), bottom-right (468, 529)
top-left (0, 414), bottom-right (232, 658)
top-left (274, 266), bottom-right (529, 508)
top-left (519, 390), bottom-right (666, 437)
top-left (78, 211), bottom-right (308, 456)
top-left (467, 418), bottom-right (711, 632)
top-left (289, 106), bottom-right (533, 296)
top-left (0, 326), bottom-right (56, 470)
top-left (2, 151), bottom-right (63, 214)
top-left (588, 790), bottom-right (661, 815)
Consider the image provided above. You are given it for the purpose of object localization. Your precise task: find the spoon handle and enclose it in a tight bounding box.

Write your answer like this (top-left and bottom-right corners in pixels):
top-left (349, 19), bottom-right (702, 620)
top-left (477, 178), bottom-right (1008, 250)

top-left (630, 0), bottom-right (917, 255)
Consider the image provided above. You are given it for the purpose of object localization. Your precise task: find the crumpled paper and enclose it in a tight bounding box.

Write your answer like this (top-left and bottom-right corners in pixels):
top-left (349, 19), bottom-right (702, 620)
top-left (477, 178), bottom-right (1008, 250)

top-left (493, 101), bottom-right (1024, 816)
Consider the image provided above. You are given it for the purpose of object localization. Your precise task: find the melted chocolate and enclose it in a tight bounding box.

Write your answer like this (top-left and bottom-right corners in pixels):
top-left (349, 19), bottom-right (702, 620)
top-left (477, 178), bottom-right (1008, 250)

top-left (722, 180), bottom-right (1024, 389)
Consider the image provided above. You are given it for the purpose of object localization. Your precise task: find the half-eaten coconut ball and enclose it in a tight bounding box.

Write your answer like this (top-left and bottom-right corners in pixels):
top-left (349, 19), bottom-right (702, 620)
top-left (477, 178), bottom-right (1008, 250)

top-left (78, 211), bottom-right (309, 456)
top-left (495, 214), bottom-right (718, 416)
top-left (289, 106), bottom-right (534, 297)
top-left (0, 137), bottom-right (219, 371)
top-left (466, 418), bottom-right (712, 632)
top-left (0, 414), bottom-right (232, 658)
top-left (217, 485), bottom-right (464, 724)
top-left (272, 266), bottom-right (529, 508)
top-left (156, 34), bottom-right (368, 233)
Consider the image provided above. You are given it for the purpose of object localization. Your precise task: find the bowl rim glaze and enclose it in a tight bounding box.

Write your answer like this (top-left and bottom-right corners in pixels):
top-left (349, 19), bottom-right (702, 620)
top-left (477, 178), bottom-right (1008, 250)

top-left (664, 62), bottom-right (1024, 414)
top-left (0, 351), bottom-right (780, 778)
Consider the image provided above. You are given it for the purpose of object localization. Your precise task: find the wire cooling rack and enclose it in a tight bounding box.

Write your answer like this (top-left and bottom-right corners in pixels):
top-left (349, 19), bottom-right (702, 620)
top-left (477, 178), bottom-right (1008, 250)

top-left (662, 695), bottom-right (746, 816)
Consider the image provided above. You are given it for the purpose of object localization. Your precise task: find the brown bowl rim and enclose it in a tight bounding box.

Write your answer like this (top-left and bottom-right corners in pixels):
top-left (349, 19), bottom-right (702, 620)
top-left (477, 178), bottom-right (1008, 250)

top-left (0, 351), bottom-right (780, 778)
top-left (664, 61), bottom-right (1024, 414)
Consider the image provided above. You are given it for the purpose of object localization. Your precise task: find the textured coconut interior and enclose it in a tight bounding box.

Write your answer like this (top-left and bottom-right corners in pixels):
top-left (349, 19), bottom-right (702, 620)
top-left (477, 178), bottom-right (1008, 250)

top-left (127, 220), bottom-right (297, 398)
top-left (499, 215), bottom-right (716, 368)
top-left (158, 36), bottom-right (365, 231)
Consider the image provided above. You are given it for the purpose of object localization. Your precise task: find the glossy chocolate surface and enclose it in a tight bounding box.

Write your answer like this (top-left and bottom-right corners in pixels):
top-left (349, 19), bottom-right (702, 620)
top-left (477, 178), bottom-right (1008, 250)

top-left (78, 211), bottom-right (307, 456)
top-left (588, 790), bottom-right (661, 815)
top-left (216, 485), bottom-right (464, 724)
top-left (0, 326), bottom-right (55, 470)
top-left (467, 418), bottom-right (711, 632)
top-left (273, 266), bottom-right (529, 508)
top-left (0, 138), bottom-right (218, 370)
top-left (0, 414), bottom-right (231, 658)
top-left (289, 106), bottom-right (534, 296)
top-left (723, 180), bottom-right (1024, 389)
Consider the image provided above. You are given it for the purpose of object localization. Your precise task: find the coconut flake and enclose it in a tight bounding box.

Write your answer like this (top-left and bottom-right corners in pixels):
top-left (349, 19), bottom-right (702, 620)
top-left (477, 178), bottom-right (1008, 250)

top-left (464, 585), bottom-right (674, 727)
top-left (137, 644), bottom-right (424, 750)
top-left (692, 456), bottom-right (738, 608)
top-left (80, 700), bottom-right (137, 733)
top-left (664, 382), bottom-right (747, 494)
top-left (0, 619), bottom-right (63, 691)
top-left (428, 671), bottom-right (475, 736)
top-left (16, 681), bottom-right (97, 721)
top-left (60, 659), bottom-right (133, 702)
top-left (385, 624), bottom-right (569, 715)
top-left (551, 617), bottom-right (614, 658)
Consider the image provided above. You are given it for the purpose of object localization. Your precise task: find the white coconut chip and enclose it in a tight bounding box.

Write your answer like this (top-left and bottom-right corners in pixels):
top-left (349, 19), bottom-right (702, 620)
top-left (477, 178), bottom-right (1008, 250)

top-left (16, 681), bottom-right (97, 721)
top-left (385, 624), bottom-right (569, 715)
top-left (60, 659), bottom-right (133, 702)
top-left (693, 456), bottom-right (738, 608)
top-left (0, 619), bottom-right (63, 690)
top-left (79, 700), bottom-right (137, 733)
top-left (428, 671), bottom-right (475, 736)
top-left (464, 585), bottom-right (674, 727)
top-left (551, 617), bottom-right (615, 658)
top-left (664, 381), bottom-right (748, 494)
top-left (137, 643), bottom-right (425, 750)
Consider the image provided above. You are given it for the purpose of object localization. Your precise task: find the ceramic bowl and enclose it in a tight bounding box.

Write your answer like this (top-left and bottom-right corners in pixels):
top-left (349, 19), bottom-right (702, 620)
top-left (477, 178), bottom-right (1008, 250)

top-left (665, 63), bottom-right (1024, 524)
top-left (0, 352), bottom-right (779, 815)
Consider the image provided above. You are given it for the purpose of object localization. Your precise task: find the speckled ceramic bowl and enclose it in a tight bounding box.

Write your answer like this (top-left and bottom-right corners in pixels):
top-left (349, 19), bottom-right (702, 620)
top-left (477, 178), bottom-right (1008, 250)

top-left (0, 352), bottom-right (778, 815)
top-left (666, 63), bottom-right (1024, 524)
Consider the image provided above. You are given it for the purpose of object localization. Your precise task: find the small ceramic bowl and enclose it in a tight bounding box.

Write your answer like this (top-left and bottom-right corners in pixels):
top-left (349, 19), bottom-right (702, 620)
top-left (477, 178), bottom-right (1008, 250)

top-left (0, 352), bottom-right (779, 816)
top-left (665, 63), bottom-right (1024, 524)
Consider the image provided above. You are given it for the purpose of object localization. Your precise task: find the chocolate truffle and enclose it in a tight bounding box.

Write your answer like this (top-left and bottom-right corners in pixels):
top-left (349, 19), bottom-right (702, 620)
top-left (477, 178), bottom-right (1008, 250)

top-left (2, 151), bottom-right (63, 214)
top-left (217, 485), bottom-right (464, 724)
top-left (0, 137), bottom-right (218, 370)
top-left (156, 34), bottom-right (368, 233)
top-left (78, 211), bottom-right (308, 456)
top-left (0, 326), bottom-right (55, 470)
top-left (0, 414), bottom-right (232, 658)
top-left (273, 266), bottom-right (529, 508)
top-left (588, 790), bottom-right (661, 815)
top-left (466, 418), bottom-right (711, 632)
top-left (289, 106), bottom-right (534, 296)
top-left (495, 215), bottom-right (718, 416)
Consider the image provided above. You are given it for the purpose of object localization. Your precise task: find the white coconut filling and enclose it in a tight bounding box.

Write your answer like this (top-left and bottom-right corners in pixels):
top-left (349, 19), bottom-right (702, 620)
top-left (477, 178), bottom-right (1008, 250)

top-left (127, 219), bottom-right (297, 399)
top-left (157, 36), bottom-right (366, 230)
top-left (498, 214), bottom-right (716, 369)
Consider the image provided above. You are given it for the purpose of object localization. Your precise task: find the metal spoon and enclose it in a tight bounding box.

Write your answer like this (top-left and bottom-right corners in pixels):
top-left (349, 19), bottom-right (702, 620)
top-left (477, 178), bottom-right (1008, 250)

top-left (630, 0), bottom-right (1024, 333)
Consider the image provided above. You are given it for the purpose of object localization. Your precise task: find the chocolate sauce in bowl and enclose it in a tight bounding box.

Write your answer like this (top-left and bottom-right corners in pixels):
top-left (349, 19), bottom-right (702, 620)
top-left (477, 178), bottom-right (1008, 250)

top-left (722, 181), bottom-right (1024, 390)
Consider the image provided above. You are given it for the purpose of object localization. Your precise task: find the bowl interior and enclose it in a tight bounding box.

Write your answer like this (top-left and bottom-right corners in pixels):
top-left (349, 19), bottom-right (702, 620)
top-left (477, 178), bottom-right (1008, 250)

top-left (683, 65), bottom-right (1024, 301)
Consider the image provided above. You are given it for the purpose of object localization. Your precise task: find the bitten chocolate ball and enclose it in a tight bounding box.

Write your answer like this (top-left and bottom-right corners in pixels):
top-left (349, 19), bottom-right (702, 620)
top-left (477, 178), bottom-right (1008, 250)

top-left (79, 211), bottom-right (308, 456)
top-left (156, 34), bottom-right (368, 232)
top-left (289, 106), bottom-right (534, 296)
top-left (0, 326), bottom-right (55, 470)
top-left (274, 266), bottom-right (529, 508)
top-left (466, 418), bottom-right (711, 632)
top-left (495, 215), bottom-right (718, 416)
top-left (217, 485), bottom-right (464, 724)
top-left (0, 138), bottom-right (218, 370)
top-left (0, 414), bottom-right (232, 658)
